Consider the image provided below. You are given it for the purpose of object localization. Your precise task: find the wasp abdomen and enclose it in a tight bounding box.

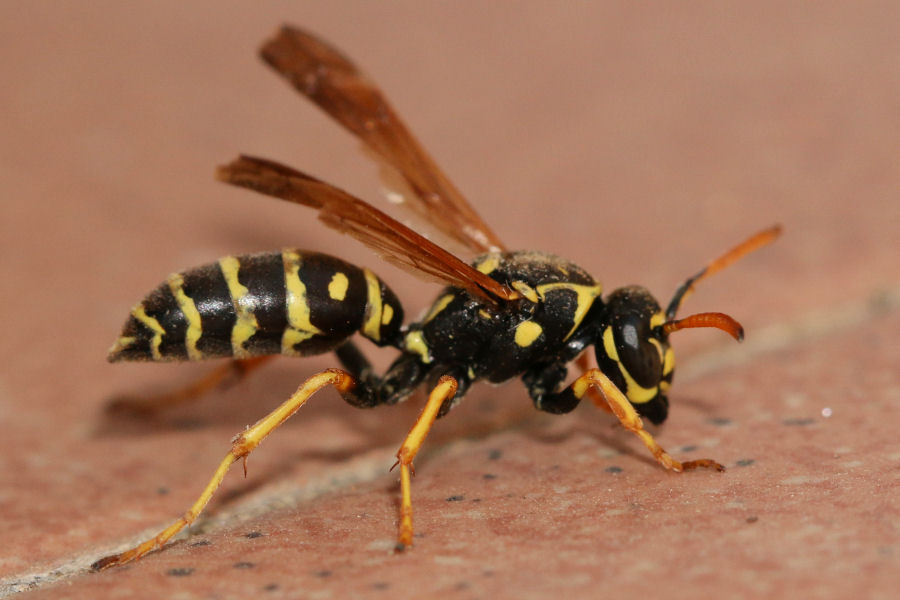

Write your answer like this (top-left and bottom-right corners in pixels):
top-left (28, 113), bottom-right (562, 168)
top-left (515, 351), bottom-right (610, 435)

top-left (109, 250), bottom-right (402, 362)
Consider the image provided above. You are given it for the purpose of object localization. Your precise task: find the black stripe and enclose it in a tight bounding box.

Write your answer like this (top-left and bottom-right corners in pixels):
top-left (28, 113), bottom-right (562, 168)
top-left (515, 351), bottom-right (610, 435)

top-left (300, 253), bottom-right (367, 338)
top-left (181, 263), bottom-right (236, 358)
top-left (142, 284), bottom-right (189, 360)
top-left (237, 252), bottom-right (287, 356)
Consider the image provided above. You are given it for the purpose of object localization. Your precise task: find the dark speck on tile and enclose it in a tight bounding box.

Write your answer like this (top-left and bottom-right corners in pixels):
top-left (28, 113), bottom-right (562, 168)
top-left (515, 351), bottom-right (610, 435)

top-left (263, 583), bottom-right (279, 592)
top-left (483, 473), bottom-right (497, 480)
top-left (446, 495), bottom-right (465, 502)
top-left (189, 540), bottom-right (211, 547)
top-left (167, 567), bottom-right (194, 577)
top-left (372, 582), bottom-right (390, 590)
top-left (233, 561), bottom-right (254, 569)
top-left (245, 531), bottom-right (264, 539)
top-left (314, 570), bottom-right (332, 578)
top-left (746, 515), bottom-right (759, 523)
top-left (679, 445), bottom-right (698, 453)
top-left (605, 466), bottom-right (623, 474)
top-left (783, 417), bottom-right (815, 426)
top-left (708, 417), bottom-right (732, 427)
top-left (488, 449), bottom-right (503, 460)
top-left (736, 459), bottom-right (755, 467)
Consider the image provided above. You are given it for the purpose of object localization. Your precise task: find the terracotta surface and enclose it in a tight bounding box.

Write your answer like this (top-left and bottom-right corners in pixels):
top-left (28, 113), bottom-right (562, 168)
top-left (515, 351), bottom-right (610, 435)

top-left (1, 2), bottom-right (898, 599)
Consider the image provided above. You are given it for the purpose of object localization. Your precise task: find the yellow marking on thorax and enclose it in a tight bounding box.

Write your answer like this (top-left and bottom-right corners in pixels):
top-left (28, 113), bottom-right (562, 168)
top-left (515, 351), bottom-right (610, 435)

top-left (382, 303), bottom-right (394, 326)
top-left (282, 250), bottom-right (322, 355)
top-left (602, 326), bottom-right (658, 404)
top-left (328, 272), bottom-right (349, 301)
top-left (362, 268), bottom-right (383, 342)
top-left (536, 282), bottom-right (603, 340)
top-left (478, 309), bottom-right (492, 320)
top-left (219, 256), bottom-right (259, 359)
top-left (511, 281), bottom-right (539, 303)
top-left (514, 320), bottom-right (543, 347)
top-left (404, 330), bottom-right (432, 363)
top-left (131, 304), bottom-right (165, 361)
top-left (167, 273), bottom-right (204, 360)
top-left (424, 294), bottom-right (455, 323)
top-left (475, 254), bottom-right (501, 275)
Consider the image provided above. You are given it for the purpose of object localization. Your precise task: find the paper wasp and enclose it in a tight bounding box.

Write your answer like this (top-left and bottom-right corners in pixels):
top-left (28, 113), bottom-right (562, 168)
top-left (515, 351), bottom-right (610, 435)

top-left (92, 26), bottom-right (780, 570)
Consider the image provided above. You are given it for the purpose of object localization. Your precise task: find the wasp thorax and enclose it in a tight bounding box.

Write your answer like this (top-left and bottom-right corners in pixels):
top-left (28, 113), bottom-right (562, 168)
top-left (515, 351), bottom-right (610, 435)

top-left (596, 286), bottom-right (674, 425)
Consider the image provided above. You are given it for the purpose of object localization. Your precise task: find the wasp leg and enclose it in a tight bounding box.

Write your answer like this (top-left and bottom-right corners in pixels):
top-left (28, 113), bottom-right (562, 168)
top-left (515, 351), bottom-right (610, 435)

top-left (575, 352), bottom-right (610, 413)
top-left (394, 375), bottom-right (459, 550)
top-left (91, 368), bottom-right (356, 571)
top-left (106, 356), bottom-right (273, 415)
top-left (531, 368), bottom-right (724, 473)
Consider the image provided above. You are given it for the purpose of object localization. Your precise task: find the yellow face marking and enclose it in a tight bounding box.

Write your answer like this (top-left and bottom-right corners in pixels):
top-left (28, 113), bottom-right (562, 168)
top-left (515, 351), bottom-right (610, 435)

top-left (328, 272), bottom-right (349, 301)
top-left (404, 330), bottom-right (432, 363)
top-left (475, 254), bottom-right (501, 275)
top-left (282, 250), bottom-right (323, 354)
top-left (362, 268), bottom-right (383, 342)
top-left (167, 273), bottom-right (204, 360)
top-left (514, 320), bottom-right (543, 347)
top-left (663, 347), bottom-right (675, 376)
top-left (536, 282), bottom-right (603, 340)
top-left (650, 311), bottom-right (666, 330)
top-left (381, 303), bottom-right (394, 326)
top-left (511, 281), bottom-right (539, 303)
top-left (602, 326), bottom-right (658, 404)
top-left (131, 304), bottom-right (165, 361)
top-left (219, 255), bottom-right (259, 359)
top-left (424, 294), bottom-right (455, 323)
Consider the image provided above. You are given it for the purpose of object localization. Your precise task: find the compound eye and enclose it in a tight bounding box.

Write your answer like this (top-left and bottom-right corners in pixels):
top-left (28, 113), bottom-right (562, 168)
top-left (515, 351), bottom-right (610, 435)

top-left (614, 316), bottom-right (662, 389)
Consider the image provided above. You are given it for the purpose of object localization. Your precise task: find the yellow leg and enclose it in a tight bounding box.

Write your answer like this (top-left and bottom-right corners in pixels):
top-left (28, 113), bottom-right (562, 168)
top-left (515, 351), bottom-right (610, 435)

top-left (575, 352), bottom-right (611, 412)
top-left (91, 368), bottom-right (355, 571)
top-left (573, 369), bottom-right (724, 473)
top-left (106, 356), bottom-right (273, 415)
top-left (394, 375), bottom-right (458, 550)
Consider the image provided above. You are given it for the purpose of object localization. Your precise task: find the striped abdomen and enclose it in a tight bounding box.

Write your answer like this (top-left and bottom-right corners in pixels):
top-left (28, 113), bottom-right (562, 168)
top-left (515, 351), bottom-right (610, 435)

top-left (109, 250), bottom-right (403, 362)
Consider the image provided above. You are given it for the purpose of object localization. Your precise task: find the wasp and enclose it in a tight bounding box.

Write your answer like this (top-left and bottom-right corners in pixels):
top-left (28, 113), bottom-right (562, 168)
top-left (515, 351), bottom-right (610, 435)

top-left (92, 26), bottom-right (780, 570)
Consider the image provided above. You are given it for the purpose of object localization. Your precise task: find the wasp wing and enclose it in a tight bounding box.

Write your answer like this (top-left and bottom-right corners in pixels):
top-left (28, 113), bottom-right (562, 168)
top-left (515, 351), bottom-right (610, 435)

top-left (217, 155), bottom-right (518, 304)
top-left (260, 25), bottom-right (505, 255)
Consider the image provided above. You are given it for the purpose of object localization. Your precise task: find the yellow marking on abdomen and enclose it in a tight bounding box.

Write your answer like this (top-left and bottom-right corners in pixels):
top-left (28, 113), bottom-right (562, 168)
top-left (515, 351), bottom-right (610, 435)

top-left (328, 272), bottom-right (349, 301)
top-left (602, 326), bottom-right (658, 404)
top-left (362, 268), bottom-right (383, 342)
top-left (168, 273), bottom-right (203, 360)
top-left (514, 320), bottom-right (543, 347)
top-left (282, 250), bottom-right (323, 355)
top-left (219, 255), bottom-right (259, 359)
top-left (131, 305), bottom-right (165, 361)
